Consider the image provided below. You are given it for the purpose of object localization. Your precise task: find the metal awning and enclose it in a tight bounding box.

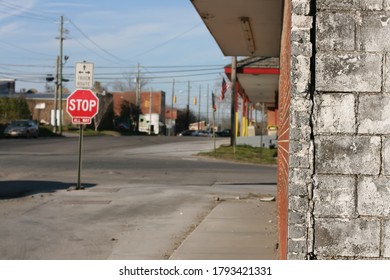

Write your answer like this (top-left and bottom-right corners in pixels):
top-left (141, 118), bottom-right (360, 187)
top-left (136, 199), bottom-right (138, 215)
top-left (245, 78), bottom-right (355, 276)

top-left (191, 0), bottom-right (283, 57)
top-left (225, 57), bottom-right (279, 106)
top-left (191, 0), bottom-right (283, 108)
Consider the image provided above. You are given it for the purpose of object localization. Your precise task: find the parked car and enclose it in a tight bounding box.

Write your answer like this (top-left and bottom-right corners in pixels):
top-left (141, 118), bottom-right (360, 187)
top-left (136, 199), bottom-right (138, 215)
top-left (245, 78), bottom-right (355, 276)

top-left (4, 120), bottom-right (39, 138)
top-left (196, 130), bottom-right (212, 137)
top-left (215, 129), bottom-right (231, 137)
top-left (178, 129), bottom-right (195, 136)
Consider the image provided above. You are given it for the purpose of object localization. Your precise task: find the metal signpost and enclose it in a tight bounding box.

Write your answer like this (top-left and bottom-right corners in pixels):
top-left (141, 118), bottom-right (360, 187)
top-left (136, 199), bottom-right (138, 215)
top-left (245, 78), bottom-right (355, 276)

top-left (66, 62), bottom-right (97, 190)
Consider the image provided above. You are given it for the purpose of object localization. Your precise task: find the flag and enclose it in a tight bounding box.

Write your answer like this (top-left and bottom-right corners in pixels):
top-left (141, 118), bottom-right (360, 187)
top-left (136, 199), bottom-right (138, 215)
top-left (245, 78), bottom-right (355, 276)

top-left (220, 78), bottom-right (230, 101)
top-left (212, 92), bottom-right (216, 111)
top-left (220, 78), bottom-right (227, 101)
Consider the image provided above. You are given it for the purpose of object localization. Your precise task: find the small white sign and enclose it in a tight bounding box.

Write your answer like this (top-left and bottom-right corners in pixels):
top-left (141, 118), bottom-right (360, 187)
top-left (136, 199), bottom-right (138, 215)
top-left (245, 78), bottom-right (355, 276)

top-left (75, 62), bottom-right (94, 89)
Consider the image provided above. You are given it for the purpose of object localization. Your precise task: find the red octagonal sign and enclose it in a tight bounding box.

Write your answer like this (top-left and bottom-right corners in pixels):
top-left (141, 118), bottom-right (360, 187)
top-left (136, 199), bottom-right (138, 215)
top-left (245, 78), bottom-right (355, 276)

top-left (67, 89), bottom-right (99, 124)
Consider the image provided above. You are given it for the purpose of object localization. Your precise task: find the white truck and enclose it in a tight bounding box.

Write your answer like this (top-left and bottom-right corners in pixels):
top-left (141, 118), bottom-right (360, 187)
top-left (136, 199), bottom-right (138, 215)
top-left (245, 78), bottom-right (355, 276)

top-left (139, 114), bottom-right (161, 135)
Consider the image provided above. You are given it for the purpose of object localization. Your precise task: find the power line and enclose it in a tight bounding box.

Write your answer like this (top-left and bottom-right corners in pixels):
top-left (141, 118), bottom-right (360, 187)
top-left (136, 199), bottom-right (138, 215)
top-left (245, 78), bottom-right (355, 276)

top-left (0, 39), bottom-right (53, 58)
top-left (0, 0), bottom-right (56, 22)
top-left (68, 19), bottom-right (123, 64)
top-left (128, 23), bottom-right (202, 60)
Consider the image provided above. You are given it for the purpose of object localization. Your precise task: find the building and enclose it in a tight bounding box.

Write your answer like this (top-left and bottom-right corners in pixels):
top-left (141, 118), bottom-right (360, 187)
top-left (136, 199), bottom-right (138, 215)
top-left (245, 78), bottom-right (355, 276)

top-left (191, 0), bottom-right (390, 260)
top-left (223, 57), bottom-right (279, 137)
top-left (0, 79), bottom-right (15, 95)
top-left (112, 91), bottom-right (166, 133)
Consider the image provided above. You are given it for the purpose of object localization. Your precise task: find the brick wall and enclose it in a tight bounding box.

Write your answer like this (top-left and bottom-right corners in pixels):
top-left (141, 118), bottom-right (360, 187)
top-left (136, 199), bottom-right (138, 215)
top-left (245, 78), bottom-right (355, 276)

top-left (277, 0), bottom-right (292, 260)
top-left (287, 0), bottom-right (390, 259)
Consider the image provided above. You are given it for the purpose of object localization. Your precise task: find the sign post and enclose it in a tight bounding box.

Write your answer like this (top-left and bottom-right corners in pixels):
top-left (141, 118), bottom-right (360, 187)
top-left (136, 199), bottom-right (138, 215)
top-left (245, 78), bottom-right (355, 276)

top-left (67, 62), bottom-right (97, 189)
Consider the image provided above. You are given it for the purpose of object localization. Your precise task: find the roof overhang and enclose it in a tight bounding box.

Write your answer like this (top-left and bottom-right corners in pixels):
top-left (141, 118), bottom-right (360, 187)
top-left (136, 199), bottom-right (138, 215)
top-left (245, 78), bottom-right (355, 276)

top-left (191, 0), bottom-right (283, 57)
top-left (225, 57), bottom-right (279, 106)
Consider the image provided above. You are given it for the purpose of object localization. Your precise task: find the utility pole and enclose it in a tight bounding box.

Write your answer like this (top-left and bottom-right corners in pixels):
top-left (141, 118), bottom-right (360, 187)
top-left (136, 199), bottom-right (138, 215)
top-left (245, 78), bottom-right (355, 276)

top-left (187, 81), bottom-right (190, 129)
top-left (58, 15), bottom-right (64, 135)
top-left (198, 85), bottom-right (201, 131)
top-left (149, 88), bottom-right (152, 135)
top-left (230, 56), bottom-right (237, 149)
top-left (170, 79), bottom-right (175, 136)
top-left (206, 84), bottom-right (209, 128)
top-left (53, 56), bottom-right (59, 133)
top-left (136, 63), bottom-right (141, 107)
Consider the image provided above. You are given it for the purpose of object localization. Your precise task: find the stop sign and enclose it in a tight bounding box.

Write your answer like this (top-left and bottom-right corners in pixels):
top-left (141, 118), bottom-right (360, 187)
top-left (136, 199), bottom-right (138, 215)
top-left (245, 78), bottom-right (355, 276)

top-left (67, 89), bottom-right (99, 124)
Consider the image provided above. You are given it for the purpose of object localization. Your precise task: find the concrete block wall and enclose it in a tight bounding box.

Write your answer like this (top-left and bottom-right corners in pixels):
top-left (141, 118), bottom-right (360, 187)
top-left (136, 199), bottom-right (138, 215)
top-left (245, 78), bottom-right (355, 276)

top-left (288, 0), bottom-right (390, 259)
top-left (286, 0), bottom-right (314, 260)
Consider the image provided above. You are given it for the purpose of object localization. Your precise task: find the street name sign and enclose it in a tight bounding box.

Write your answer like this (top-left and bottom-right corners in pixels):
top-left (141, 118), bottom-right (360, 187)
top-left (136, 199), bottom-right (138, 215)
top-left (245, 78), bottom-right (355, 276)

top-left (75, 62), bottom-right (94, 89)
top-left (67, 89), bottom-right (99, 124)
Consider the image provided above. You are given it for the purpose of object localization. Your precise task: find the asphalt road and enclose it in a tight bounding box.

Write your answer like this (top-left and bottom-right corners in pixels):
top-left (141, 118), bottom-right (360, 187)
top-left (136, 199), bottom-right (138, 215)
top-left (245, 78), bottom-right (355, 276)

top-left (0, 135), bottom-right (277, 259)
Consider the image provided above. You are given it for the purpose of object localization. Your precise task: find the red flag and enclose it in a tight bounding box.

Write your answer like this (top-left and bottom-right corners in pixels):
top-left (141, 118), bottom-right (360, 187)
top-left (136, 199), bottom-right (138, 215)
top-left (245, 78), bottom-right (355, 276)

top-left (220, 78), bottom-right (228, 101)
top-left (212, 92), bottom-right (216, 111)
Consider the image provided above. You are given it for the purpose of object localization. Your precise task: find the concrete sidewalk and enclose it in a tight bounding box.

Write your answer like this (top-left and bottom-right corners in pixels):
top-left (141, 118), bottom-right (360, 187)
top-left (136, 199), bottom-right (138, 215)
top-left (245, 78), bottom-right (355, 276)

top-left (169, 197), bottom-right (279, 260)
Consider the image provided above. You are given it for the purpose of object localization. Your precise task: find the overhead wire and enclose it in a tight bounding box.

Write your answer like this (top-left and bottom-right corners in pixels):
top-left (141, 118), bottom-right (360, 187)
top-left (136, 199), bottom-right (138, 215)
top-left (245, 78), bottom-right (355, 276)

top-left (0, 0), bottom-right (56, 22)
top-left (0, 2), bottom-right (225, 90)
top-left (0, 39), bottom-right (54, 58)
top-left (67, 19), bottom-right (124, 64)
top-left (128, 23), bottom-right (203, 60)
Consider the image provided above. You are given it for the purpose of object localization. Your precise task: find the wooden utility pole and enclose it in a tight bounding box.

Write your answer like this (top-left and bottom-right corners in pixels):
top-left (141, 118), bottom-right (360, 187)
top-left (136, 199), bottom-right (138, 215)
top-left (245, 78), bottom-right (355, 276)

top-left (170, 79), bottom-right (175, 136)
top-left (198, 85), bottom-right (201, 131)
top-left (136, 63), bottom-right (141, 107)
top-left (58, 15), bottom-right (64, 135)
top-left (53, 56), bottom-right (59, 133)
top-left (230, 57), bottom-right (237, 149)
top-left (187, 81), bottom-right (190, 129)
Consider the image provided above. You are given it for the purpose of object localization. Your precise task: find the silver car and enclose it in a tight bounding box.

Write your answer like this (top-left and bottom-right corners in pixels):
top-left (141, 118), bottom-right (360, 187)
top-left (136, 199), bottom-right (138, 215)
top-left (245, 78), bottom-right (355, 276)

top-left (4, 120), bottom-right (39, 138)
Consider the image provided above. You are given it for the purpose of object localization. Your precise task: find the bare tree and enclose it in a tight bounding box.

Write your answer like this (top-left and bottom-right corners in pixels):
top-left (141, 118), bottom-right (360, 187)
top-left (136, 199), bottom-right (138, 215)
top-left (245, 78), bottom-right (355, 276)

top-left (93, 93), bottom-right (113, 131)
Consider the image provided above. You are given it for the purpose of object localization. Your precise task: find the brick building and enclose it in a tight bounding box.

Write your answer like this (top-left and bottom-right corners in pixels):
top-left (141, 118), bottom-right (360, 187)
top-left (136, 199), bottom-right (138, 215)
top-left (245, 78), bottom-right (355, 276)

top-left (191, 0), bottom-right (390, 260)
top-left (112, 91), bottom-right (166, 133)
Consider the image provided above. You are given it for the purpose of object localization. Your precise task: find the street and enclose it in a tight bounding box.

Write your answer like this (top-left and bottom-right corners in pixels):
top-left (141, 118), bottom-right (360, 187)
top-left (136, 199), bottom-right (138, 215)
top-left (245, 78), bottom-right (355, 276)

top-left (0, 135), bottom-right (277, 259)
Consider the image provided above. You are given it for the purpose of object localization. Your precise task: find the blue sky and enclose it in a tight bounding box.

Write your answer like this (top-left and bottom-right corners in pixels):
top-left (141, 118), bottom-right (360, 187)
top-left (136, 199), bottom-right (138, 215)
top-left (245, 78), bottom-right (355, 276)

top-left (0, 0), bottom-right (229, 108)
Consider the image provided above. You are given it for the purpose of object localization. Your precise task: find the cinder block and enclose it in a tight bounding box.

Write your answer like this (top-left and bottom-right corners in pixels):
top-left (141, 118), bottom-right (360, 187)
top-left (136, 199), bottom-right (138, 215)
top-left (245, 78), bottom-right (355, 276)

top-left (287, 252), bottom-right (307, 260)
top-left (290, 110), bottom-right (312, 141)
top-left (292, 0), bottom-right (311, 15)
top-left (315, 218), bottom-right (380, 258)
top-left (291, 14), bottom-right (313, 30)
top-left (359, 13), bottom-right (390, 51)
top-left (289, 140), bottom-right (312, 168)
top-left (316, 52), bottom-right (382, 92)
top-left (315, 136), bottom-right (381, 175)
top-left (384, 54), bottom-right (390, 93)
top-left (380, 137), bottom-right (390, 175)
top-left (313, 175), bottom-right (356, 218)
top-left (288, 211), bottom-right (307, 226)
top-left (289, 196), bottom-right (309, 213)
top-left (317, 0), bottom-right (382, 10)
top-left (383, 220), bottom-right (390, 257)
top-left (291, 55), bottom-right (312, 94)
top-left (289, 226), bottom-right (307, 239)
top-left (358, 176), bottom-right (390, 216)
top-left (316, 12), bottom-right (355, 51)
top-left (288, 239), bottom-right (307, 254)
top-left (314, 93), bottom-right (355, 134)
top-left (358, 94), bottom-right (390, 134)
top-left (289, 168), bottom-right (313, 186)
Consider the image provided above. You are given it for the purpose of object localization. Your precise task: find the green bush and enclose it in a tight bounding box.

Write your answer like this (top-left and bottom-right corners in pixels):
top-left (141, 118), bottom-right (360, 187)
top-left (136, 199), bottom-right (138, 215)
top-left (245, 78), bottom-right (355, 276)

top-left (0, 97), bottom-right (31, 122)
